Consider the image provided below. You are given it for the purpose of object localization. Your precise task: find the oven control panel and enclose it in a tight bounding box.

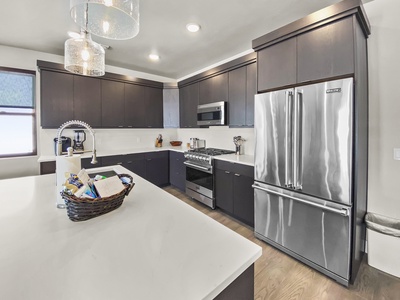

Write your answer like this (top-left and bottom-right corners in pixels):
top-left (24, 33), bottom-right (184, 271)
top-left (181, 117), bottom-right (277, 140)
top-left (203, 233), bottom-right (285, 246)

top-left (184, 152), bottom-right (212, 165)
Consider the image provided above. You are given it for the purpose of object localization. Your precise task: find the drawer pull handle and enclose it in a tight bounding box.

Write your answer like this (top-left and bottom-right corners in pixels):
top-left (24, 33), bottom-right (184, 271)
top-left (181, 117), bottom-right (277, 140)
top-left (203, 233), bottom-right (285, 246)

top-left (234, 173), bottom-right (240, 177)
top-left (225, 171), bottom-right (230, 174)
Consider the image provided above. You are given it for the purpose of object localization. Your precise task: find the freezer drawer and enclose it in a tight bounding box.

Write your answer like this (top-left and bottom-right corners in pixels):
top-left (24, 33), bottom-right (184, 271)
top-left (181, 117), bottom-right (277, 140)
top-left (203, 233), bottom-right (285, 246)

top-left (254, 182), bottom-right (351, 282)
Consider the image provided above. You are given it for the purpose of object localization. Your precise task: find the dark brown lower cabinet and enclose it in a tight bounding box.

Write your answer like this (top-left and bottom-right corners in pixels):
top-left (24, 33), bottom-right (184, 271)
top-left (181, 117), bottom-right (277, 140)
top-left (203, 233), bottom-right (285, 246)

top-left (215, 160), bottom-right (254, 227)
top-left (101, 154), bottom-right (146, 178)
top-left (40, 161), bottom-right (56, 175)
top-left (145, 151), bottom-right (169, 186)
top-left (40, 158), bottom-right (102, 175)
top-left (169, 151), bottom-right (186, 192)
top-left (40, 151), bottom-right (169, 187)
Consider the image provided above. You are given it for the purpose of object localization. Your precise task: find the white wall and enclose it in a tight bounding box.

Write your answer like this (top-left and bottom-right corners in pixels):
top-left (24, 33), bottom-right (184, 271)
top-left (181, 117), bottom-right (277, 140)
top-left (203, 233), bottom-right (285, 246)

top-left (364, 0), bottom-right (400, 219)
top-left (177, 127), bottom-right (254, 154)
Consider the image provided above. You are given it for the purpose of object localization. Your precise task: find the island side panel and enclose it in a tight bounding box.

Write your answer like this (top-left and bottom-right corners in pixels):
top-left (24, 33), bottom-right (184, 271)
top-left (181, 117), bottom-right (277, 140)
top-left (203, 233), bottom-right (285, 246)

top-left (214, 264), bottom-right (254, 300)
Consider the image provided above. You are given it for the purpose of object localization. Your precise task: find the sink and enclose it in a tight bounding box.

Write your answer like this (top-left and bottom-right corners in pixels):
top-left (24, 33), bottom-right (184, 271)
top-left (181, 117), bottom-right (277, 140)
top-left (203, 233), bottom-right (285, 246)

top-left (89, 170), bottom-right (118, 178)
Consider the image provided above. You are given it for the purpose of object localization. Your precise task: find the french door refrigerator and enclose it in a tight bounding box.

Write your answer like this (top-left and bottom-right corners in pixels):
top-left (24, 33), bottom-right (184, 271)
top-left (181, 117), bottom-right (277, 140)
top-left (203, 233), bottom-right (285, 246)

top-left (253, 77), bottom-right (361, 286)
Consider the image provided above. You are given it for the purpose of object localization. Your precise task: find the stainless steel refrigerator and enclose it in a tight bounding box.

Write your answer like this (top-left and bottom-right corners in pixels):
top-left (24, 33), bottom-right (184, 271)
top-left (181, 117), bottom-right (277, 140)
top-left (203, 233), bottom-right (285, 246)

top-left (253, 77), bottom-right (366, 286)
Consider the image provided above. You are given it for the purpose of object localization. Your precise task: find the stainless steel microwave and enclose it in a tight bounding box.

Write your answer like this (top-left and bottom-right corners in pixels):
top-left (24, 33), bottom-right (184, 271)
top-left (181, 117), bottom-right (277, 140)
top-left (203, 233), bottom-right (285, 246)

top-left (197, 101), bottom-right (226, 126)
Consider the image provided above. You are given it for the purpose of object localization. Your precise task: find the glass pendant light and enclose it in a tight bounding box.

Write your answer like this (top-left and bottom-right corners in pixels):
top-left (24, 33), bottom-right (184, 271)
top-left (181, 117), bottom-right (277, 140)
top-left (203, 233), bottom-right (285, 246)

top-left (70, 0), bottom-right (140, 40)
top-left (64, 30), bottom-right (105, 76)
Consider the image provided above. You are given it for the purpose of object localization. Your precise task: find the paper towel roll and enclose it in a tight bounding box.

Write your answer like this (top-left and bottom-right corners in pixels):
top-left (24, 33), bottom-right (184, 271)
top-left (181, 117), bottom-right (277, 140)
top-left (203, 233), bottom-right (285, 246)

top-left (56, 155), bottom-right (81, 208)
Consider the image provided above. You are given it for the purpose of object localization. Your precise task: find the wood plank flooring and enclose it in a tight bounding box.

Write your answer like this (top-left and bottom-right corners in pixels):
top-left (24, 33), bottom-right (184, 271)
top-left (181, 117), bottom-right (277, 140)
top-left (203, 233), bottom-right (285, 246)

top-left (163, 186), bottom-right (400, 300)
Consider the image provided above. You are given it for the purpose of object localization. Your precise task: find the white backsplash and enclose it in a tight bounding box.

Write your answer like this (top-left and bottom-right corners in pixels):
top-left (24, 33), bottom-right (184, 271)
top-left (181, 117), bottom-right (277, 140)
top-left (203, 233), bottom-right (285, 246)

top-left (39, 128), bottom-right (179, 156)
top-left (39, 126), bottom-right (255, 156)
top-left (177, 126), bottom-right (255, 155)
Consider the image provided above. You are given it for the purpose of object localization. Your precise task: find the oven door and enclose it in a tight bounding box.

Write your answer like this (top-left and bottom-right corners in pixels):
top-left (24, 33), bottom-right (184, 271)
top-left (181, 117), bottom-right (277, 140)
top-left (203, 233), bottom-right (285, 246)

top-left (184, 161), bottom-right (215, 208)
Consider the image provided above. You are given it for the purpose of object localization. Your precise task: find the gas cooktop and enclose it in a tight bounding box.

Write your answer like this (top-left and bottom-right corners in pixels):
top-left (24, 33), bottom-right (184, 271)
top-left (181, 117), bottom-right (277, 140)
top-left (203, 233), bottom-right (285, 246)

top-left (187, 148), bottom-right (235, 156)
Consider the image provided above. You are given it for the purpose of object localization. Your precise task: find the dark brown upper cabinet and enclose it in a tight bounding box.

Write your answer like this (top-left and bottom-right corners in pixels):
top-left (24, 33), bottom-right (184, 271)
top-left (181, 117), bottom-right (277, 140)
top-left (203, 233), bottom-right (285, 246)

top-left (101, 79), bottom-right (125, 128)
top-left (253, 0), bottom-right (370, 92)
top-left (73, 75), bottom-right (102, 128)
top-left (40, 70), bottom-right (74, 128)
top-left (228, 67), bottom-right (246, 126)
top-left (38, 60), bottom-right (164, 129)
top-left (257, 37), bottom-right (296, 92)
top-left (228, 62), bottom-right (257, 127)
top-left (124, 83), bottom-right (145, 128)
top-left (144, 86), bottom-right (163, 128)
top-left (297, 17), bottom-right (355, 83)
top-left (245, 62), bottom-right (257, 127)
top-left (179, 82), bottom-right (199, 128)
top-left (199, 73), bottom-right (228, 105)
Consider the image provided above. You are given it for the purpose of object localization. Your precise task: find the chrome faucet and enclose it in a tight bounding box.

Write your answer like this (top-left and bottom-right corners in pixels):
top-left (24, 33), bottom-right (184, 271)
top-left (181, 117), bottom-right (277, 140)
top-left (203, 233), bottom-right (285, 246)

top-left (56, 120), bottom-right (98, 164)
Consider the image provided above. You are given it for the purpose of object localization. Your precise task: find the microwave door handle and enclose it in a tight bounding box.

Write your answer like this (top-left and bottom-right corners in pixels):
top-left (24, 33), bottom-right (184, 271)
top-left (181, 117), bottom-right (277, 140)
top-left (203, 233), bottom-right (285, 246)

top-left (285, 91), bottom-right (293, 188)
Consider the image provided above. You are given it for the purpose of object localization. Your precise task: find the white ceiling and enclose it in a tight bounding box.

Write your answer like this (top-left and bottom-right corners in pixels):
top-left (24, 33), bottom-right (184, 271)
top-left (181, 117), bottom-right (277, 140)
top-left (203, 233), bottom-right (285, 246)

top-left (0, 0), bottom-right (361, 80)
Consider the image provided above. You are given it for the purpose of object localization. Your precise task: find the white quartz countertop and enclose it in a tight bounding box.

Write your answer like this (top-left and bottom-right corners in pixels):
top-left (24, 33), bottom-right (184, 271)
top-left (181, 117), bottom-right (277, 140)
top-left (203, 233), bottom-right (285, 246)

top-left (214, 154), bottom-right (254, 166)
top-left (38, 145), bottom-right (186, 162)
top-left (0, 165), bottom-right (261, 300)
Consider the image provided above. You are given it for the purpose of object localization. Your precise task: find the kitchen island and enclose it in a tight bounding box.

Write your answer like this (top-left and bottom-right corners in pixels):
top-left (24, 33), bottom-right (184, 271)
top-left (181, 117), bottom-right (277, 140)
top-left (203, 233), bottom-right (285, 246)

top-left (0, 165), bottom-right (261, 300)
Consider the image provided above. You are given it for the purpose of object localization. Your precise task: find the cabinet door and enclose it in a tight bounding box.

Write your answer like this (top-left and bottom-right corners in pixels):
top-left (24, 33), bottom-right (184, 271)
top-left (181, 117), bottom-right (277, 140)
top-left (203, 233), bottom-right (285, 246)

top-left (124, 153), bottom-right (146, 177)
top-left (125, 83), bottom-right (145, 128)
top-left (144, 87), bottom-right (163, 128)
top-left (179, 83), bottom-right (199, 128)
top-left (145, 151), bottom-right (169, 186)
top-left (73, 76), bottom-right (102, 127)
top-left (245, 62), bottom-right (257, 127)
top-left (169, 151), bottom-right (186, 191)
top-left (297, 17), bottom-right (354, 83)
top-left (257, 37), bottom-right (296, 92)
top-left (101, 80), bottom-right (125, 128)
top-left (228, 67), bottom-right (246, 127)
top-left (102, 155), bottom-right (124, 167)
top-left (199, 73), bottom-right (228, 105)
top-left (40, 70), bottom-right (74, 128)
top-left (233, 164), bottom-right (254, 227)
top-left (40, 161), bottom-right (56, 175)
top-left (215, 168), bottom-right (234, 214)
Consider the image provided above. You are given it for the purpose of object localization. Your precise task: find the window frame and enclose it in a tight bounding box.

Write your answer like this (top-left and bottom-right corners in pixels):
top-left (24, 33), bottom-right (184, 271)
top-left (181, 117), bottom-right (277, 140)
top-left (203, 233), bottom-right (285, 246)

top-left (0, 66), bottom-right (37, 158)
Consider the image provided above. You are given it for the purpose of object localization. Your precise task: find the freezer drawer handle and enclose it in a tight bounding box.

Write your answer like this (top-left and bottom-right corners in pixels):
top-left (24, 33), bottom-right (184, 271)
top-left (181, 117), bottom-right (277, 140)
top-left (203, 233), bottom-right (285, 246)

top-left (252, 184), bottom-right (349, 217)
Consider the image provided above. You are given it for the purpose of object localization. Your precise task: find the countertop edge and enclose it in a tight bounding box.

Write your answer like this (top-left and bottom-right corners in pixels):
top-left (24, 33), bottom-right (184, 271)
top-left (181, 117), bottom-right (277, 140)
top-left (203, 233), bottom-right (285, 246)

top-left (39, 148), bottom-right (255, 167)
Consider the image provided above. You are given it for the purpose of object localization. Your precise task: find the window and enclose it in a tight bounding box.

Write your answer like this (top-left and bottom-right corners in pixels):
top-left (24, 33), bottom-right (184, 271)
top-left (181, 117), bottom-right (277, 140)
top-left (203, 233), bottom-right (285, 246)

top-left (0, 67), bottom-right (36, 157)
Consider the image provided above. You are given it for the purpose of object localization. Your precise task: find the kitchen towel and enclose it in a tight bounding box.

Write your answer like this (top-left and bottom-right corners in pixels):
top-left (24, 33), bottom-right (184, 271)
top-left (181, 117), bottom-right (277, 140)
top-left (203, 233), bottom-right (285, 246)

top-left (56, 155), bottom-right (81, 207)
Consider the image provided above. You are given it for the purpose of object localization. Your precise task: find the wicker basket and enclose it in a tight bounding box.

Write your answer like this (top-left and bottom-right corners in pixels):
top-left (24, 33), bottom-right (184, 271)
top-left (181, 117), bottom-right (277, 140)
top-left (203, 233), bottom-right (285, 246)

top-left (60, 174), bottom-right (135, 222)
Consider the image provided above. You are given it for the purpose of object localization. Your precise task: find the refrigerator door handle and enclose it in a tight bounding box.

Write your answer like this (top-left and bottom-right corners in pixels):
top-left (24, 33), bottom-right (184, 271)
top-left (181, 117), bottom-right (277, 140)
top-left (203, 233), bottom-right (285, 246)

top-left (252, 184), bottom-right (349, 217)
top-left (293, 90), bottom-right (303, 190)
top-left (285, 91), bottom-right (293, 188)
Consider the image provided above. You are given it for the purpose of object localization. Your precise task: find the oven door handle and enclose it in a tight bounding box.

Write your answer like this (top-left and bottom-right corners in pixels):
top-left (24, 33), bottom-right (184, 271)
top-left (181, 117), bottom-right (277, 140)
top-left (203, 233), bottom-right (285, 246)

top-left (184, 161), bottom-right (212, 173)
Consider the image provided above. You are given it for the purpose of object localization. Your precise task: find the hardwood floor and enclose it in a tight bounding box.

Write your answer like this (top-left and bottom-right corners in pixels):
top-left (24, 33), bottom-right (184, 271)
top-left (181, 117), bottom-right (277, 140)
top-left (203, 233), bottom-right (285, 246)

top-left (163, 186), bottom-right (400, 300)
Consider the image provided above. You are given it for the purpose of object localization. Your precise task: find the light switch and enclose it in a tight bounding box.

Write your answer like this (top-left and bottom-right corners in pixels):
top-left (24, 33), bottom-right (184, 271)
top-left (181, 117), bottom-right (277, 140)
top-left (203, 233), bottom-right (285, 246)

top-left (394, 148), bottom-right (400, 160)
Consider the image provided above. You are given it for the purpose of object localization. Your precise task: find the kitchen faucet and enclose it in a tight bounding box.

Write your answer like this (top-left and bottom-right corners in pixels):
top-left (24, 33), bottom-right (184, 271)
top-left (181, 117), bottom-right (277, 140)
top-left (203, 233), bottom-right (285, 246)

top-left (56, 120), bottom-right (98, 164)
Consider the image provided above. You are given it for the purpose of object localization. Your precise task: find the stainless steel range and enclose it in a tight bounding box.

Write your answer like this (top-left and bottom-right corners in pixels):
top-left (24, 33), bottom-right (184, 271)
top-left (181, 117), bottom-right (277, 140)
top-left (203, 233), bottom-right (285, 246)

top-left (184, 148), bottom-right (235, 209)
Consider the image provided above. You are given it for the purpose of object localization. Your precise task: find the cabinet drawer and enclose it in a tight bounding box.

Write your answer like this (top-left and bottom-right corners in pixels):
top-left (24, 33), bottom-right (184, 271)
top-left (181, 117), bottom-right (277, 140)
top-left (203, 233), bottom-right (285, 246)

top-left (125, 153), bottom-right (145, 162)
top-left (145, 151), bottom-right (169, 160)
top-left (215, 160), bottom-right (254, 177)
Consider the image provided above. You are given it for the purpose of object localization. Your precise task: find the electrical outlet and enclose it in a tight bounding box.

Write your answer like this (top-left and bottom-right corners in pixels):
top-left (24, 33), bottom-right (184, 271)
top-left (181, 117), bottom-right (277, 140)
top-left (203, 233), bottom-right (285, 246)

top-left (394, 148), bottom-right (400, 160)
top-left (136, 137), bottom-right (141, 143)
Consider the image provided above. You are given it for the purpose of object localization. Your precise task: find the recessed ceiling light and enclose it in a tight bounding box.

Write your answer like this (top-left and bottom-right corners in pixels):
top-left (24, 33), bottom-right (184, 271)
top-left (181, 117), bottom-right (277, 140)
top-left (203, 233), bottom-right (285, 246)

top-left (186, 23), bottom-right (200, 33)
top-left (67, 31), bottom-right (81, 39)
top-left (149, 54), bottom-right (160, 61)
